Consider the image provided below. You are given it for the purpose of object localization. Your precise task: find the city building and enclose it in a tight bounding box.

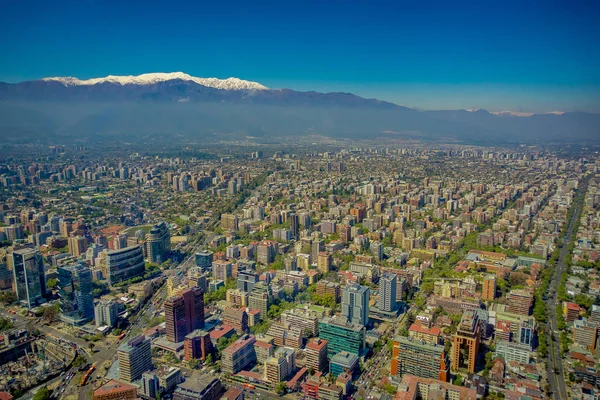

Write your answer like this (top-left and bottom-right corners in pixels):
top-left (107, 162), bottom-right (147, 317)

top-left (188, 267), bottom-right (207, 292)
top-left (341, 283), bottom-right (370, 326)
top-left (165, 288), bottom-right (205, 343)
top-left (305, 338), bottom-right (328, 373)
top-left (68, 235), bottom-right (88, 257)
top-left (408, 323), bottom-right (441, 345)
top-left (452, 311), bottom-right (481, 373)
top-left (319, 316), bottom-right (366, 358)
top-left (281, 307), bottom-right (320, 336)
top-left (221, 335), bottom-right (257, 374)
top-left (195, 251), bottom-right (213, 270)
top-left (506, 288), bottom-right (533, 316)
top-left (248, 282), bottom-right (272, 319)
top-left (184, 330), bottom-right (213, 361)
top-left (93, 380), bottom-right (137, 400)
top-left (95, 300), bottom-right (120, 328)
top-left (223, 307), bottom-right (248, 333)
top-left (391, 336), bottom-right (449, 382)
top-left (173, 374), bottom-right (222, 400)
top-left (105, 245), bottom-right (145, 285)
top-left (212, 260), bottom-right (232, 281)
top-left (146, 222), bottom-right (171, 264)
top-left (10, 248), bottom-right (46, 308)
top-left (221, 214), bottom-right (239, 231)
top-left (237, 271), bottom-right (258, 293)
top-left (118, 335), bottom-right (153, 382)
top-left (330, 351), bottom-right (359, 378)
top-left (494, 340), bottom-right (531, 364)
top-left (58, 262), bottom-right (94, 324)
top-left (395, 375), bottom-right (477, 400)
top-left (482, 275), bottom-right (496, 301)
top-left (378, 272), bottom-right (397, 312)
top-left (317, 252), bottom-right (332, 274)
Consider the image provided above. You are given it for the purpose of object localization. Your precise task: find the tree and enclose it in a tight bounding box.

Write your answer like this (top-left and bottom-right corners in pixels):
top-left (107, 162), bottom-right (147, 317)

top-left (274, 382), bottom-right (287, 396)
top-left (188, 358), bottom-right (201, 369)
top-left (453, 376), bottom-right (463, 386)
top-left (88, 342), bottom-right (95, 353)
top-left (0, 291), bottom-right (16, 305)
top-left (46, 278), bottom-right (59, 290)
top-left (0, 317), bottom-right (14, 332)
top-left (33, 387), bottom-right (51, 400)
top-left (72, 355), bottom-right (87, 368)
top-left (42, 303), bottom-right (60, 324)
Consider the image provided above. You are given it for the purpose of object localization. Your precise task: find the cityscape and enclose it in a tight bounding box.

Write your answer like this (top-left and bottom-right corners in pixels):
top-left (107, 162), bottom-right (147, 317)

top-left (0, 142), bottom-right (598, 400)
top-left (1, 2), bottom-right (599, 400)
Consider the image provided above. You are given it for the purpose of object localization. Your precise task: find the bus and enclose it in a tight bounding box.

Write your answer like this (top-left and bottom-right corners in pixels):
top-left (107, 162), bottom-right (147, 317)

top-left (80, 365), bottom-right (96, 386)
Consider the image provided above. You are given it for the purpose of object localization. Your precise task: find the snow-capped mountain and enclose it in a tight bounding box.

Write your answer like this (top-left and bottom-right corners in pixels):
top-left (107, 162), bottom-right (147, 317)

top-left (0, 73), bottom-right (598, 145)
top-left (41, 72), bottom-right (268, 91)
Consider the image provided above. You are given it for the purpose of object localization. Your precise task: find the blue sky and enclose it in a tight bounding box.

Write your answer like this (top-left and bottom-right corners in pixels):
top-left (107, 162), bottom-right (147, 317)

top-left (1, 0), bottom-right (599, 112)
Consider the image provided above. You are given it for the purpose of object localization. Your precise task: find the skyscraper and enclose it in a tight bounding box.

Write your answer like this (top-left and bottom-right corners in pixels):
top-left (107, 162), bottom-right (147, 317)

top-left (118, 336), bottom-right (153, 382)
top-left (482, 275), bottom-right (496, 301)
top-left (378, 272), bottom-right (397, 312)
top-left (10, 248), bottom-right (46, 308)
top-left (452, 311), bottom-right (481, 373)
top-left (146, 222), bottom-right (171, 264)
top-left (165, 287), bottom-right (205, 343)
top-left (105, 245), bottom-right (145, 285)
top-left (289, 213), bottom-right (299, 239)
top-left (342, 283), bottom-right (370, 326)
top-left (311, 239), bottom-right (325, 263)
top-left (58, 262), bottom-right (94, 323)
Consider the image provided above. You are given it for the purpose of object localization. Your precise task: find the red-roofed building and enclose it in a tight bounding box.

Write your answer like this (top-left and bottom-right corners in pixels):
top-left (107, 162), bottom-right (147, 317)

top-left (221, 387), bottom-right (243, 400)
top-left (93, 380), bottom-right (137, 400)
top-left (564, 301), bottom-right (581, 323)
top-left (0, 392), bottom-right (13, 400)
top-left (209, 325), bottom-right (235, 345)
top-left (408, 323), bottom-right (441, 345)
top-left (305, 338), bottom-right (328, 372)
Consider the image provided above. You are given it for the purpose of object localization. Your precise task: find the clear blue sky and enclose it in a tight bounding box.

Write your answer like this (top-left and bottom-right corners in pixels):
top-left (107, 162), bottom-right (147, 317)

top-left (1, 0), bottom-right (599, 112)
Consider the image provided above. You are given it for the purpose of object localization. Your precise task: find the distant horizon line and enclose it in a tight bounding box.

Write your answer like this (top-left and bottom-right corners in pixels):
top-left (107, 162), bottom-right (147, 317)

top-left (1, 71), bottom-right (597, 116)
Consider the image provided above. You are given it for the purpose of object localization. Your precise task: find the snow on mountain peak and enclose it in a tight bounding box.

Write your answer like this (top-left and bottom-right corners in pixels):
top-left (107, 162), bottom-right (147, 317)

top-left (41, 72), bottom-right (269, 90)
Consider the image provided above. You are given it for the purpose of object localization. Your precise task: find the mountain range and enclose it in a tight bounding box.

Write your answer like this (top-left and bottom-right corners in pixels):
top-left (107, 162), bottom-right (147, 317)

top-left (0, 72), bottom-right (598, 145)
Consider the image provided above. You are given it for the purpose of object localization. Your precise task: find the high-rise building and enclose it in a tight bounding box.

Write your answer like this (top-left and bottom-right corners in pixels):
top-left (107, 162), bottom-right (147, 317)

top-left (146, 222), bottom-right (171, 264)
top-left (318, 316), bottom-right (366, 358)
top-left (330, 351), bottom-right (359, 378)
top-left (223, 307), bottom-right (248, 334)
top-left (194, 251), bottom-right (213, 270)
top-left (118, 336), bottom-right (153, 382)
top-left (58, 262), bottom-right (94, 323)
top-left (68, 235), bottom-right (88, 257)
top-left (290, 214), bottom-right (299, 239)
top-left (305, 338), bottom-right (328, 373)
top-left (105, 245), bottom-right (145, 285)
top-left (187, 267), bottom-right (207, 292)
top-left (221, 214), bottom-right (239, 231)
top-left (221, 334), bottom-right (257, 374)
top-left (95, 300), bottom-right (120, 327)
top-left (165, 296), bottom-right (187, 343)
top-left (248, 282), bottom-right (272, 319)
top-left (184, 330), bottom-right (214, 361)
top-left (257, 241), bottom-right (277, 265)
top-left (452, 311), bottom-right (481, 373)
top-left (212, 260), bottom-right (232, 281)
top-left (237, 270), bottom-right (258, 293)
top-left (165, 288), bottom-right (205, 343)
top-left (378, 272), bottom-right (397, 312)
top-left (370, 241), bottom-right (383, 262)
top-left (311, 239), bottom-right (325, 263)
top-left (482, 275), bottom-right (496, 301)
top-left (10, 248), bottom-right (46, 308)
top-left (317, 252), bottom-right (332, 274)
top-left (507, 289), bottom-right (533, 316)
top-left (342, 283), bottom-right (370, 326)
top-left (391, 336), bottom-right (449, 382)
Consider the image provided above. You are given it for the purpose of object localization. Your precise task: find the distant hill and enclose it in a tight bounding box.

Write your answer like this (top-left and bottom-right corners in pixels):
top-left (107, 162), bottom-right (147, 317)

top-left (0, 73), bottom-right (598, 144)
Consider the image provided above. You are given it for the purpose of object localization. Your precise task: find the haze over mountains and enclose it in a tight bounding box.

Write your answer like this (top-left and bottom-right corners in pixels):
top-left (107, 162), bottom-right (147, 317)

top-left (0, 72), bottom-right (598, 145)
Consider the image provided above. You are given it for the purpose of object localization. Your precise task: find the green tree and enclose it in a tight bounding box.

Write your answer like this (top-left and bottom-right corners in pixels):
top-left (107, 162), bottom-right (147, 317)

top-left (46, 278), bottom-right (59, 290)
top-left (33, 388), bottom-right (51, 400)
top-left (274, 382), bottom-right (287, 396)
